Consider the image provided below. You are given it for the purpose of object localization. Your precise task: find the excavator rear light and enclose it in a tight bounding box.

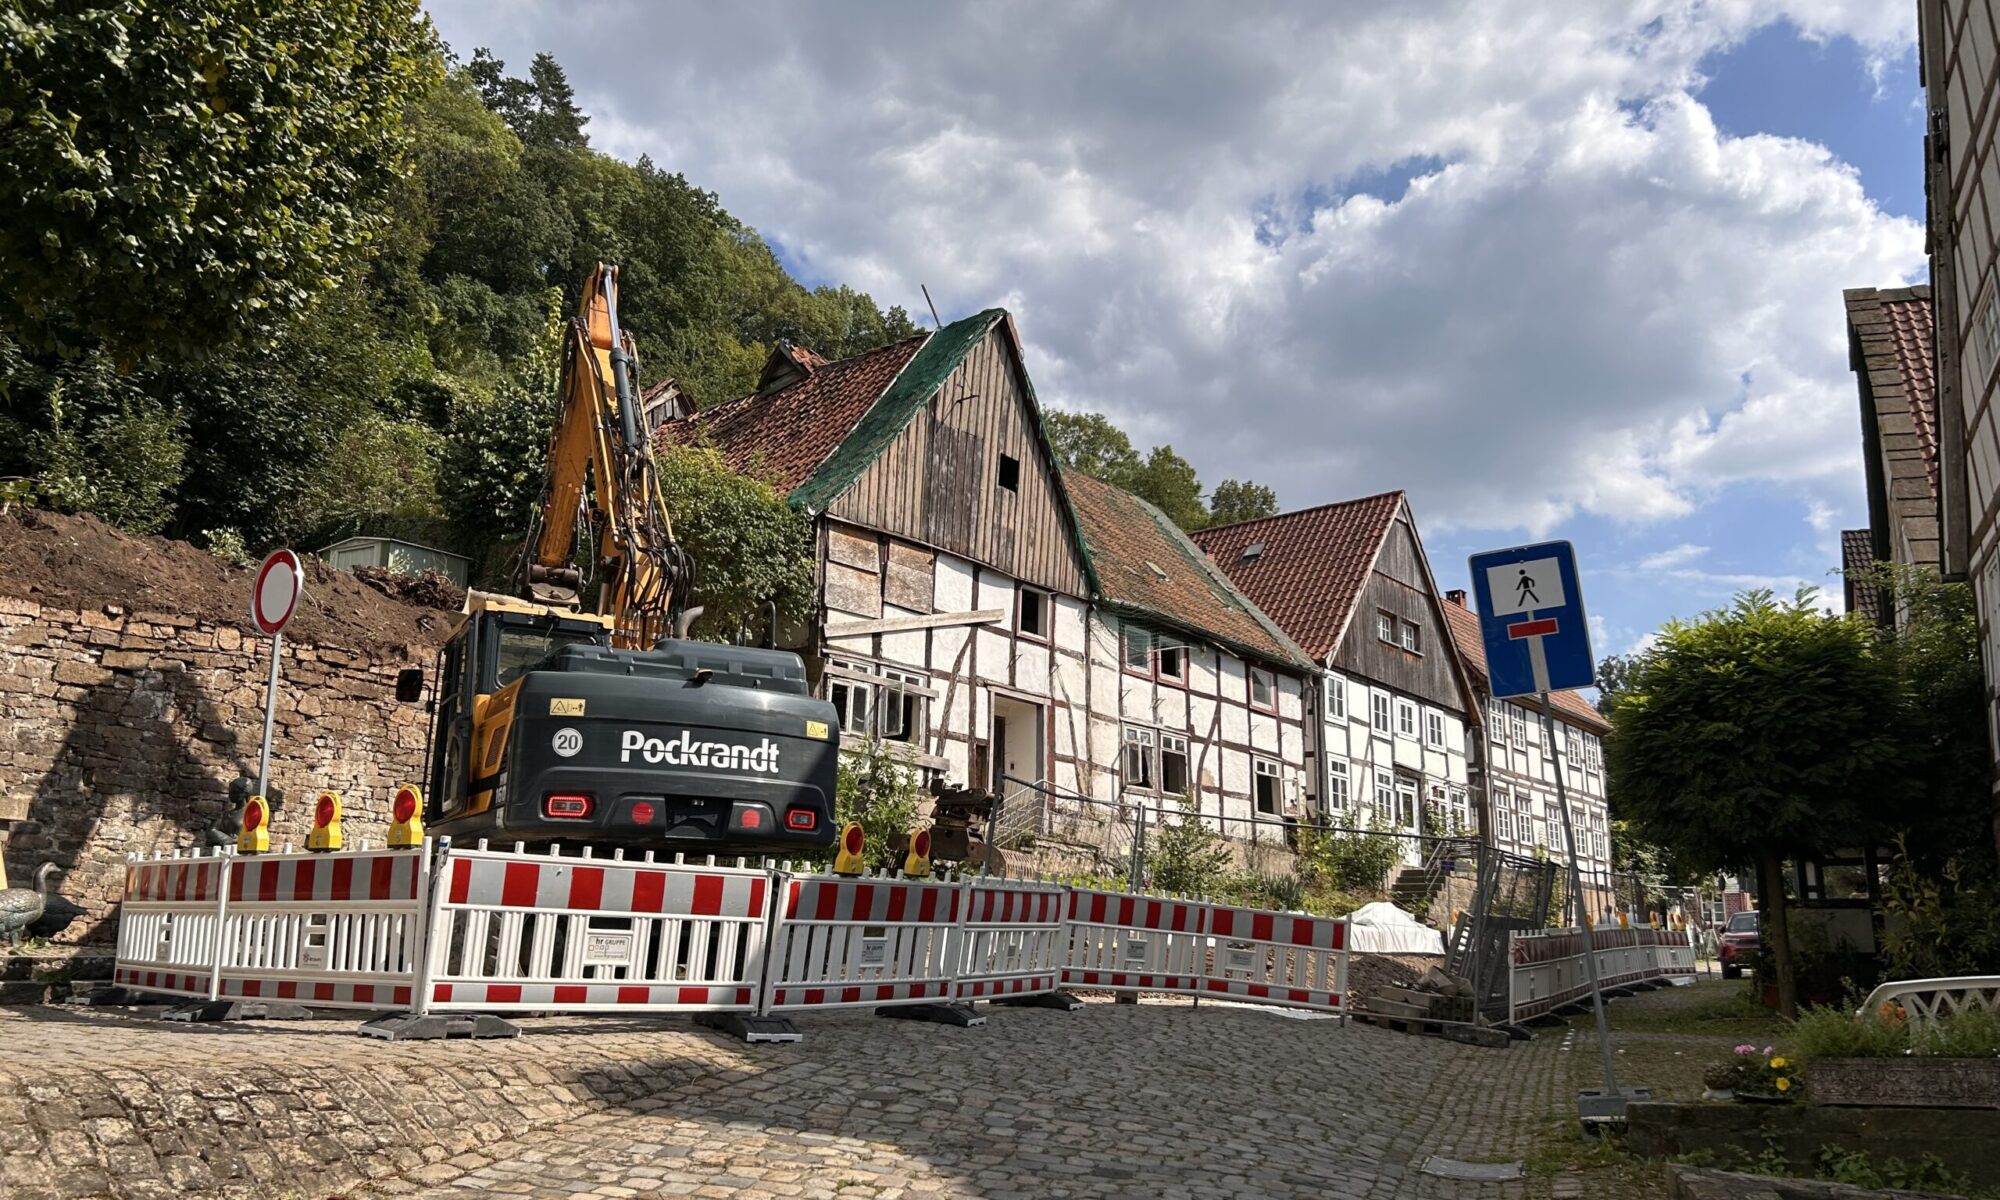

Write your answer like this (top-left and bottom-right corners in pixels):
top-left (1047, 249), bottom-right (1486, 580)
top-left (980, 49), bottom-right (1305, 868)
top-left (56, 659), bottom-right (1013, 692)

top-left (784, 808), bottom-right (817, 832)
top-left (728, 801), bottom-right (772, 833)
top-left (543, 793), bottom-right (594, 819)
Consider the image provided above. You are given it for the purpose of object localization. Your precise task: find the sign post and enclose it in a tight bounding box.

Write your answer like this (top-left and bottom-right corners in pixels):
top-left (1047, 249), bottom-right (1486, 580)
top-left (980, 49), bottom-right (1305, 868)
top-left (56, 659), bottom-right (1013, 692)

top-left (1468, 540), bottom-right (1642, 1123)
top-left (250, 550), bottom-right (304, 801)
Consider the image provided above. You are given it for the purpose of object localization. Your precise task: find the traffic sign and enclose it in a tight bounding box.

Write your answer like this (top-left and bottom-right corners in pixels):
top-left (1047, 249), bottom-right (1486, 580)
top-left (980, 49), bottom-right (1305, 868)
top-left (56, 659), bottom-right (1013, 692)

top-left (251, 550), bottom-right (304, 634)
top-left (1467, 540), bottom-right (1594, 699)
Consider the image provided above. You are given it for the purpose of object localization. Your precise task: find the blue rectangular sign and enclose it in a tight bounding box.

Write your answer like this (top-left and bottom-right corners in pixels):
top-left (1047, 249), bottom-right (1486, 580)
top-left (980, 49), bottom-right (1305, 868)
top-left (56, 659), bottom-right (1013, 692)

top-left (1467, 540), bottom-right (1595, 699)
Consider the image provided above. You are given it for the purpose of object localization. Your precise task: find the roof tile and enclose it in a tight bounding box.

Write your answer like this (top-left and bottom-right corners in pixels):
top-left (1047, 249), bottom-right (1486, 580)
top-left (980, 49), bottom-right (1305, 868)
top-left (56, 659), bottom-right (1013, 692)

top-left (1189, 495), bottom-right (1404, 662)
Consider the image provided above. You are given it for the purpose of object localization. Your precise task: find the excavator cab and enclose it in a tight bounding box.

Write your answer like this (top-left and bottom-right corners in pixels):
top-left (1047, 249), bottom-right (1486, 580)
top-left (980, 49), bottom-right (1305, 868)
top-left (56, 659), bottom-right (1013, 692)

top-left (413, 592), bottom-right (839, 851)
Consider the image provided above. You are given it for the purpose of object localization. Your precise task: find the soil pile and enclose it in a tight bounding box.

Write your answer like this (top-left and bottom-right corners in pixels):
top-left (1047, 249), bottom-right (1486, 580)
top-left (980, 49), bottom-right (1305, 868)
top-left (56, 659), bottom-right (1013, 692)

top-left (0, 509), bottom-right (456, 654)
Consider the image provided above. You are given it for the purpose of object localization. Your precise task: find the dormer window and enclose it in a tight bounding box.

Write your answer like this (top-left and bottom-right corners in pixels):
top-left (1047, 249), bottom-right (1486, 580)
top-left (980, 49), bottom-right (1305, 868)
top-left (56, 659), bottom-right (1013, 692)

top-left (1240, 541), bottom-right (1265, 562)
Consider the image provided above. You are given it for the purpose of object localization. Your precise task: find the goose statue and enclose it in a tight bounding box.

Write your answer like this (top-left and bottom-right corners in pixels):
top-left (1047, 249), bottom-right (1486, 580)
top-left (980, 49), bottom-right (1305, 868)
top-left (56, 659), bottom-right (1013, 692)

top-left (0, 863), bottom-right (60, 948)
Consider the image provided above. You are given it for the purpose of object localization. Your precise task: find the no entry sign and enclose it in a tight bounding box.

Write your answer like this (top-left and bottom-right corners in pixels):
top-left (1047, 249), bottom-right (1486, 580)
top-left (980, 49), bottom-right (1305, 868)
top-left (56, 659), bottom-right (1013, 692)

top-left (252, 550), bottom-right (304, 634)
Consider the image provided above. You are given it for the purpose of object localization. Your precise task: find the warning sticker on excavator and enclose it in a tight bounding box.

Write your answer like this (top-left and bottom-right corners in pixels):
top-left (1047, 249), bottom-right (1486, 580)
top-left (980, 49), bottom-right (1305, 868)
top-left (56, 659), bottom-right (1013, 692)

top-left (806, 720), bottom-right (830, 740)
top-left (549, 697), bottom-right (586, 716)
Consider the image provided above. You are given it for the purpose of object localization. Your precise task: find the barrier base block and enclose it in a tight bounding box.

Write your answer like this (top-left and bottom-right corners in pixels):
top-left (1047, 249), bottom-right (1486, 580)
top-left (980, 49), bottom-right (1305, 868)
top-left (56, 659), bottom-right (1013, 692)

top-left (355, 1013), bottom-right (521, 1041)
top-left (993, 989), bottom-right (1084, 1011)
top-left (1576, 1086), bottom-right (1651, 1125)
top-left (161, 999), bottom-right (315, 1023)
top-left (876, 1002), bottom-right (985, 1027)
top-left (694, 1011), bottom-right (803, 1044)
top-left (1440, 1023), bottom-right (1511, 1049)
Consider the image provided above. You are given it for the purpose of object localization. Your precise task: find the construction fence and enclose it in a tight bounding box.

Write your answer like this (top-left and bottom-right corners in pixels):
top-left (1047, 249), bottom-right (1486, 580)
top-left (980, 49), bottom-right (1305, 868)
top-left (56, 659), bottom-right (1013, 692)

top-left (113, 838), bottom-right (1350, 1038)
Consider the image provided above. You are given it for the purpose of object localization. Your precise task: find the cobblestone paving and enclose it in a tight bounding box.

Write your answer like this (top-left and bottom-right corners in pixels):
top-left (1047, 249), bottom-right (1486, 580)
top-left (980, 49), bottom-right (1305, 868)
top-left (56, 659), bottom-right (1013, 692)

top-left (3, 977), bottom-right (1765, 1200)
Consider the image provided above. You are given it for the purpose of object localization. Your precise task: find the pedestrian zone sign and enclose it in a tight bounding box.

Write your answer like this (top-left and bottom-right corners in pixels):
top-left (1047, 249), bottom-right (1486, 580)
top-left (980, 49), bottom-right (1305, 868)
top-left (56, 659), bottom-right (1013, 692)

top-left (1468, 540), bottom-right (1595, 700)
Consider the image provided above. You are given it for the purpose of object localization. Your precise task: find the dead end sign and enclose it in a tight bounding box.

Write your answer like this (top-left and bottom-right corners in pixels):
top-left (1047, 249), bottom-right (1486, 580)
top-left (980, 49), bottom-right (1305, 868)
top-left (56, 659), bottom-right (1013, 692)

top-left (1468, 540), bottom-right (1594, 699)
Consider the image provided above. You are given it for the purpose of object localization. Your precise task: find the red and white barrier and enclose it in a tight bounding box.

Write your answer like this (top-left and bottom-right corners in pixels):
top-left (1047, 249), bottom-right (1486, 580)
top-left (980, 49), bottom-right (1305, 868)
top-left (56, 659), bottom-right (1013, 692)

top-left (1199, 904), bottom-right (1348, 1015)
top-left (424, 845), bottom-right (771, 1014)
top-left (761, 871), bottom-right (963, 1012)
top-left (113, 850), bottom-right (231, 1000)
top-left (1508, 927), bottom-right (1694, 1022)
top-left (952, 879), bottom-right (1067, 1002)
top-left (214, 847), bottom-right (430, 1009)
top-left (1060, 889), bottom-right (1211, 997)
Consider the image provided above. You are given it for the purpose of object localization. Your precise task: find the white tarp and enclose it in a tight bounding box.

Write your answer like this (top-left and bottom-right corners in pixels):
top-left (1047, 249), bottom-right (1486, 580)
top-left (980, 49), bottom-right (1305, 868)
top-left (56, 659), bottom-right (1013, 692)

top-left (1346, 902), bottom-right (1446, 956)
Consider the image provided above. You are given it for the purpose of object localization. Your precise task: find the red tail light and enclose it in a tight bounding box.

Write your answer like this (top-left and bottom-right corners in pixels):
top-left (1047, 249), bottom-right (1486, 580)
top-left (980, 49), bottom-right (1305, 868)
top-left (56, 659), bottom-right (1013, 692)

top-left (543, 793), bottom-right (593, 819)
top-left (785, 808), bottom-right (817, 831)
top-left (738, 806), bottom-right (764, 830)
top-left (630, 801), bottom-right (656, 825)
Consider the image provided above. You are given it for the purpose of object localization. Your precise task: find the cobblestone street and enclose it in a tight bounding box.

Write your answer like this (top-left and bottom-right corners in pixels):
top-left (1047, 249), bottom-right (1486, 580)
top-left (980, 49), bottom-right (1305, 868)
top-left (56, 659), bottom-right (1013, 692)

top-left (2, 976), bottom-right (1764, 1200)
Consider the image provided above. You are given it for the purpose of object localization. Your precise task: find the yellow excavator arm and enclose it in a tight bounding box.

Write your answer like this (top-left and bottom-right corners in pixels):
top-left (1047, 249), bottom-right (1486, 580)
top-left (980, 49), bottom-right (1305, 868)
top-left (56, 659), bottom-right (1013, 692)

top-left (524, 263), bottom-right (686, 649)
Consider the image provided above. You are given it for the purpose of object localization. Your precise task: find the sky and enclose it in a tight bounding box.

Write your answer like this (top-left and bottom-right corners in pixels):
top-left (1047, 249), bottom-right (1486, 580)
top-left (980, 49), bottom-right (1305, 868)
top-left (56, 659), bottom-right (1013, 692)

top-left (426, 1), bottom-right (1929, 658)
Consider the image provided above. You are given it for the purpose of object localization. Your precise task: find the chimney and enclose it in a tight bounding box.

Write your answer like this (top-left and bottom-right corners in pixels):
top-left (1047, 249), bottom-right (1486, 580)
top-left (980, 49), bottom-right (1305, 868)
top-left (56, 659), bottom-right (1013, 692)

top-left (1445, 588), bottom-right (1469, 609)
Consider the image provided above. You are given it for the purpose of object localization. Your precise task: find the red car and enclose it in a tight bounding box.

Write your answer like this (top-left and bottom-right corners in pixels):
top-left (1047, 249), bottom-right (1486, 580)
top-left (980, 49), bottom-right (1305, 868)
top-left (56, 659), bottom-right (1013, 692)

top-left (1718, 910), bottom-right (1760, 978)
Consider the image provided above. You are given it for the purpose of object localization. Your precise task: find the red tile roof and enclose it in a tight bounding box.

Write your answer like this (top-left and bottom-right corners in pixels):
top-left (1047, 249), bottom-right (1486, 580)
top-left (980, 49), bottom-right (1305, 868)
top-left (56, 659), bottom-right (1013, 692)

top-left (1188, 494), bottom-right (1404, 663)
top-left (653, 334), bottom-right (926, 493)
top-left (1438, 595), bottom-right (1609, 732)
top-left (1845, 286), bottom-right (1938, 497)
top-left (1841, 528), bottom-right (1886, 626)
top-left (1065, 471), bottom-right (1310, 669)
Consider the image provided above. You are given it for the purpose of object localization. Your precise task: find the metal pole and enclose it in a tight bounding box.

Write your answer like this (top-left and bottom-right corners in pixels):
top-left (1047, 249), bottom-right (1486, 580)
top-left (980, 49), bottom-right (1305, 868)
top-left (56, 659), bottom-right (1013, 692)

top-left (1541, 695), bottom-right (1618, 1099)
top-left (1128, 801), bottom-right (1148, 888)
top-left (256, 629), bottom-right (282, 798)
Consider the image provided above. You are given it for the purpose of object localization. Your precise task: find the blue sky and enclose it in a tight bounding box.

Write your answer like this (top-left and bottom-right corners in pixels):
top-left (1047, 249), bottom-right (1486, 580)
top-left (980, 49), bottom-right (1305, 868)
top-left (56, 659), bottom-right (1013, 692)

top-left (429, 3), bottom-right (1927, 662)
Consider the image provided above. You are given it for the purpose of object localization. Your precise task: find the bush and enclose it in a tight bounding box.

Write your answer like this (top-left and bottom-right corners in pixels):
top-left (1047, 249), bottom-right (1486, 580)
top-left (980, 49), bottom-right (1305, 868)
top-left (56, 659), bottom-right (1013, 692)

top-left (1296, 825), bottom-right (1402, 896)
top-left (1789, 1003), bottom-right (1912, 1060)
top-left (823, 737), bottom-right (926, 871)
top-left (1920, 1006), bottom-right (2000, 1058)
top-left (1144, 795), bottom-right (1232, 896)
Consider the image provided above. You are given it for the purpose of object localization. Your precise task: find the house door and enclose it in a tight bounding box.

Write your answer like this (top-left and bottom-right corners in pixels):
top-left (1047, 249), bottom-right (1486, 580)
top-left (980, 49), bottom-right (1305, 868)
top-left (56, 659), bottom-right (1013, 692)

top-left (989, 694), bottom-right (1045, 844)
top-left (1396, 779), bottom-right (1422, 866)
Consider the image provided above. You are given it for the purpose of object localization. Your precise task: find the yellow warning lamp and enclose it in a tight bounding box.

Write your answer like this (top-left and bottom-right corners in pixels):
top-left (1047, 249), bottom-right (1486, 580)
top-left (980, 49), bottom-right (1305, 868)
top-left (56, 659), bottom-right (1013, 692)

top-left (832, 821), bottom-right (867, 876)
top-left (306, 790), bottom-right (344, 852)
top-left (237, 794), bottom-right (271, 855)
top-left (902, 826), bottom-right (933, 879)
top-left (387, 784), bottom-right (425, 849)
top-left (1618, 910), bottom-right (1631, 929)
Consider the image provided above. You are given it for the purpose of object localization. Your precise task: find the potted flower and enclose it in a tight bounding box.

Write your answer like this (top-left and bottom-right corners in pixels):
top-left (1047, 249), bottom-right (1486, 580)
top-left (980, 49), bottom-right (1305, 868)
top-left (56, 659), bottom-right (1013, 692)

top-left (1738, 1048), bottom-right (1801, 1102)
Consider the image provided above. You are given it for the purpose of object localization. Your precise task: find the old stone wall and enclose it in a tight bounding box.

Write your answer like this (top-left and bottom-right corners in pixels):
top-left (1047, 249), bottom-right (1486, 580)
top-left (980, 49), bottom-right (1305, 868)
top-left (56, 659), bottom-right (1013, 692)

top-left (0, 596), bottom-right (432, 942)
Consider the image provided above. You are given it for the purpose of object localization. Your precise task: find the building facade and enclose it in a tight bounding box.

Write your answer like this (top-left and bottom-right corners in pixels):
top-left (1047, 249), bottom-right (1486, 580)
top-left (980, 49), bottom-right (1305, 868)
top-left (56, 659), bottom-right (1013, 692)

top-left (1192, 496), bottom-right (1476, 866)
top-left (1920, 0), bottom-right (2000, 816)
top-left (658, 310), bottom-right (1313, 865)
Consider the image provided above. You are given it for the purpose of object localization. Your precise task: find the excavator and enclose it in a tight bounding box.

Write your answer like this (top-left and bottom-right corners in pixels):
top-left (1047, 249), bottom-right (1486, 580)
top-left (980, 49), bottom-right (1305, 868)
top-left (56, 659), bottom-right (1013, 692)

top-left (398, 264), bottom-right (838, 852)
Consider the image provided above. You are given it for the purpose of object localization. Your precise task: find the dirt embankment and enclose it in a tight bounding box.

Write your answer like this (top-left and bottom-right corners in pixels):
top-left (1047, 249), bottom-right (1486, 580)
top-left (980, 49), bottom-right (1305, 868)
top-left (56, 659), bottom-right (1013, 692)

top-left (0, 509), bottom-right (458, 654)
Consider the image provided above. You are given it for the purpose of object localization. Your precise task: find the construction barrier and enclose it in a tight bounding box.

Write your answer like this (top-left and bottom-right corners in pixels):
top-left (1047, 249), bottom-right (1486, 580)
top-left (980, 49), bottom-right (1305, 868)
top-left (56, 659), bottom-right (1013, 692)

top-left (215, 846), bottom-right (430, 1009)
top-left (423, 845), bottom-right (770, 1014)
top-left (113, 849), bottom-right (231, 1001)
top-left (952, 878), bottom-right (1067, 1002)
top-left (1060, 888), bottom-right (1212, 997)
top-left (761, 870), bottom-right (964, 1012)
top-left (115, 841), bottom-right (1366, 1033)
top-left (1200, 903), bottom-right (1348, 1014)
top-left (1508, 927), bottom-right (1696, 1023)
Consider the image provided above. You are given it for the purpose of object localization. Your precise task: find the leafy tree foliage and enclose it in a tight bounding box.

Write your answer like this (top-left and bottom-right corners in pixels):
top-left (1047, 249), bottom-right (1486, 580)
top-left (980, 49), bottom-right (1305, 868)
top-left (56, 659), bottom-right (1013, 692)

top-left (1593, 652), bottom-right (1646, 712)
top-left (0, 0), bottom-right (439, 360)
top-left (653, 443), bottom-right (815, 645)
top-left (1043, 410), bottom-right (1279, 531)
top-left (1208, 479), bottom-right (1279, 526)
top-left (1605, 590), bottom-right (1902, 1015)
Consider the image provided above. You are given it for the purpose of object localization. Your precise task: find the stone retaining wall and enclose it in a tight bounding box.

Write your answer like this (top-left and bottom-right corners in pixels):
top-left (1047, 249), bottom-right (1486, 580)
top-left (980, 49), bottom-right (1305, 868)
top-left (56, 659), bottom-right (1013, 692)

top-left (1630, 1101), bottom-right (2000, 1188)
top-left (0, 596), bottom-right (432, 943)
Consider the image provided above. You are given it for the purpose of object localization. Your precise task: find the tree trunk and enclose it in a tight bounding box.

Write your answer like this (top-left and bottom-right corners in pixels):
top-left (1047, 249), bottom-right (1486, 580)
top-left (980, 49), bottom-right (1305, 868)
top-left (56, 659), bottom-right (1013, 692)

top-left (1759, 852), bottom-right (1797, 1019)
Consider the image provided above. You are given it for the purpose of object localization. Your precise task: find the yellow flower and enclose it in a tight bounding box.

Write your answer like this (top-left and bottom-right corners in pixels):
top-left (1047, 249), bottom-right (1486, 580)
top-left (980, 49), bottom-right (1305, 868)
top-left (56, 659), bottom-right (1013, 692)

top-left (1775, 1077), bottom-right (1791, 1091)
top-left (1769, 1056), bottom-right (1788, 1069)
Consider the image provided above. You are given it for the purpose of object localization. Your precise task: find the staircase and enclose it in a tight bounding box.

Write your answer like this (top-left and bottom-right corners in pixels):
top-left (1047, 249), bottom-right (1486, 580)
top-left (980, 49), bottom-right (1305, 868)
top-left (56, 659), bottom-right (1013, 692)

top-left (1387, 837), bottom-right (1479, 923)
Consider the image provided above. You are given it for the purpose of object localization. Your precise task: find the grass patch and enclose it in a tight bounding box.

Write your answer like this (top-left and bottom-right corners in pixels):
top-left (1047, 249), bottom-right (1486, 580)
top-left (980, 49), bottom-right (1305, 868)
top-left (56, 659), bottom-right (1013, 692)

top-left (1586, 982), bottom-right (1778, 1035)
top-left (1521, 1117), bottom-right (1668, 1193)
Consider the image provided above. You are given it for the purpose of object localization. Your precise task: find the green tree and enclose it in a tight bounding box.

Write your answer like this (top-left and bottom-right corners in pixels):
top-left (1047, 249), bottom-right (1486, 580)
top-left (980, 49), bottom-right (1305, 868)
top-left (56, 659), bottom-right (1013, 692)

top-left (1145, 795), bottom-right (1233, 895)
top-left (1605, 589), bottom-right (1902, 1016)
top-left (1045, 410), bottom-right (1142, 479)
top-left (0, 0), bottom-right (440, 360)
top-left (1127, 445), bottom-right (1209, 530)
top-left (1594, 651), bottom-right (1647, 712)
top-left (1207, 479), bottom-right (1278, 526)
top-left (653, 443), bottom-right (815, 644)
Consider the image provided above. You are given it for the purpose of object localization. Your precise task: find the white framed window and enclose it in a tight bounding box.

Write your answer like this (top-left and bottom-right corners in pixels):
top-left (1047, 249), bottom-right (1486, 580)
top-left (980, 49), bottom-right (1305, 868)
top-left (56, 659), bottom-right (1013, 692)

top-left (1377, 611), bottom-right (1396, 643)
top-left (830, 675), bottom-right (873, 735)
top-left (1156, 638), bottom-right (1187, 681)
top-left (1159, 733), bottom-right (1190, 796)
top-left (826, 659), bottom-right (929, 744)
top-left (1253, 757), bottom-right (1282, 815)
top-left (1424, 710), bottom-right (1445, 749)
top-left (1122, 725), bottom-right (1156, 790)
top-left (1018, 587), bottom-right (1051, 642)
top-left (1396, 698), bottom-right (1417, 738)
top-left (1566, 730), bottom-right (1581, 765)
top-left (1325, 759), bottom-right (1350, 811)
top-left (1509, 706), bottom-right (1528, 747)
top-left (1373, 769), bottom-right (1396, 823)
top-left (1494, 785), bottom-right (1514, 842)
top-left (1400, 619), bottom-right (1421, 653)
top-left (1448, 785), bottom-right (1469, 831)
top-left (1323, 673), bottom-right (1347, 721)
top-left (1122, 624), bottom-right (1151, 671)
top-left (876, 666), bottom-right (925, 742)
top-left (1488, 703), bottom-right (1507, 743)
top-left (1250, 667), bottom-right (1277, 710)
top-left (1371, 691), bottom-right (1392, 734)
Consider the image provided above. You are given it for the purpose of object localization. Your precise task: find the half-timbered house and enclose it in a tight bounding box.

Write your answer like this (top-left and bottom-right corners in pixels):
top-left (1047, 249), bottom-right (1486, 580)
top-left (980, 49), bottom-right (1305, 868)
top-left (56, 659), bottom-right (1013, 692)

top-left (1192, 496), bottom-right (1480, 864)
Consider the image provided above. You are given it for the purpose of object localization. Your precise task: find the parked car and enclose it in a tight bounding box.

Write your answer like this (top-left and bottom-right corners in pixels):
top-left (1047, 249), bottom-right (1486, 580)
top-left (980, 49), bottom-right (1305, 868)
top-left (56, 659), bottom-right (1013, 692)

top-left (1718, 910), bottom-right (1760, 978)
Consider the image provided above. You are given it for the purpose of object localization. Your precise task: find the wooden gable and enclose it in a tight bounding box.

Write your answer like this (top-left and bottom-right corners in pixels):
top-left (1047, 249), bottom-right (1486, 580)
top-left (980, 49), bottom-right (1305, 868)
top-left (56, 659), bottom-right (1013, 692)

top-left (1328, 505), bottom-right (1468, 713)
top-left (826, 324), bottom-right (1089, 597)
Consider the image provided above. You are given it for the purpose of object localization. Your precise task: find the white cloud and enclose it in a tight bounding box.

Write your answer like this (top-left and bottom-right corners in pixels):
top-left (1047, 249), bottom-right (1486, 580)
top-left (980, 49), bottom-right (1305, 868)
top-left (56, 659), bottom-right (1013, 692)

top-left (1639, 543), bottom-right (1709, 571)
top-left (425, 0), bottom-right (1924, 537)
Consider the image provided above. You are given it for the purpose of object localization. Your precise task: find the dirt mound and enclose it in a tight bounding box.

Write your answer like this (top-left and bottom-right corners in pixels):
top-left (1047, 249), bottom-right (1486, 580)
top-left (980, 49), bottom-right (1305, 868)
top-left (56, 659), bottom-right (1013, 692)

top-left (0, 509), bottom-right (455, 654)
top-left (352, 564), bottom-right (466, 612)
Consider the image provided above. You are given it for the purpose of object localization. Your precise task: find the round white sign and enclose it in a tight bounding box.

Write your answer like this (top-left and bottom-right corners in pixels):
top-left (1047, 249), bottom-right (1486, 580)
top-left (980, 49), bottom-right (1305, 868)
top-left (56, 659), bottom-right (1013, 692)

top-left (551, 727), bottom-right (583, 758)
top-left (251, 550), bottom-right (304, 635)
